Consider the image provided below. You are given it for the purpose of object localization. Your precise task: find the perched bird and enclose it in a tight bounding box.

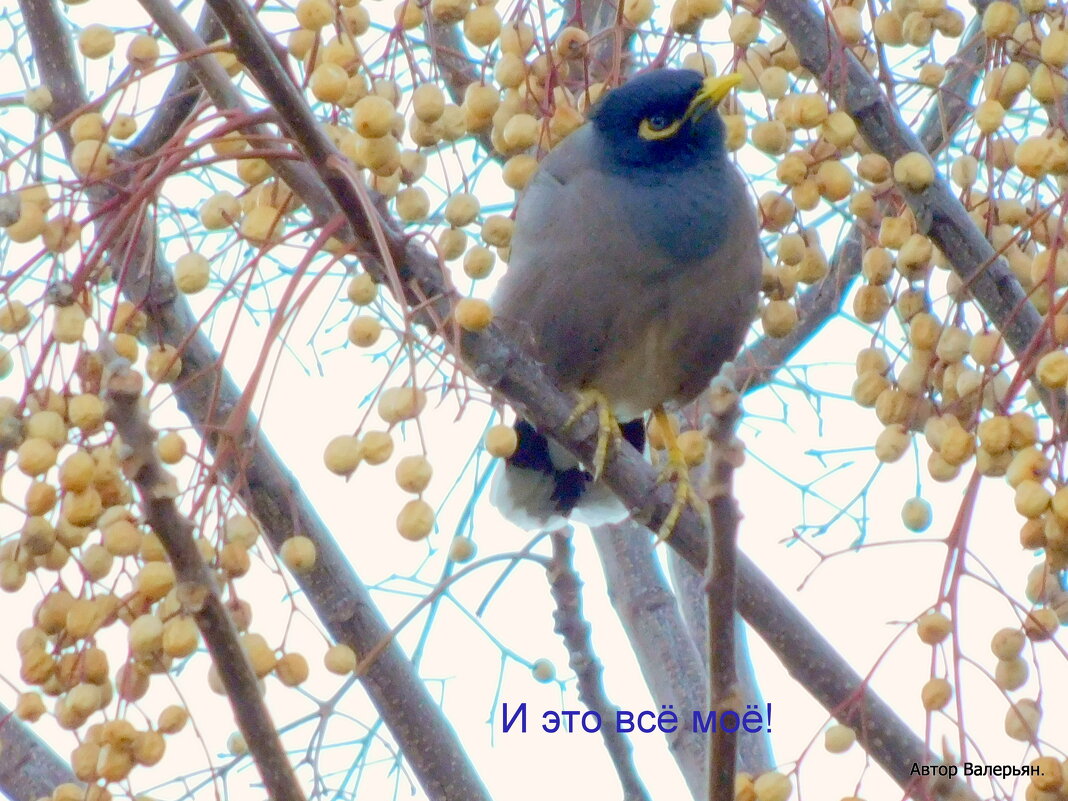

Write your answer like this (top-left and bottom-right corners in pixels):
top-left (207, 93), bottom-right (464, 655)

top-left (491, 68), bottom-right (762, 533)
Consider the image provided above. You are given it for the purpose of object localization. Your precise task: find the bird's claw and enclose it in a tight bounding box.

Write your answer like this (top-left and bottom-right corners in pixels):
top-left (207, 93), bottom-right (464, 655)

top-left (652, 408), bottom-right (709, 542)
top-left (564, 389), bottom-right (618, 480)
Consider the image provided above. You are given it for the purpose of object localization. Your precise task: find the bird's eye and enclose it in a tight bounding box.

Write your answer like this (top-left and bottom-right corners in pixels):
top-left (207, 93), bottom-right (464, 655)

top-left (646, 114), bottom-right (670, 131)
top-left (638, 112), bottom-right (683, 141)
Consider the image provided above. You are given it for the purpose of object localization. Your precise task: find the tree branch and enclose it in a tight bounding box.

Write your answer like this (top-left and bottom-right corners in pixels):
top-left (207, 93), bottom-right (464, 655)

top-left (547, 530), bottom-right (651, 801)
top-left (0, 703), bottom-right (79, 801)
top-left (702, 377), bottom-right (742, 801)
top-left (104, 365), bottom-right (306, 801)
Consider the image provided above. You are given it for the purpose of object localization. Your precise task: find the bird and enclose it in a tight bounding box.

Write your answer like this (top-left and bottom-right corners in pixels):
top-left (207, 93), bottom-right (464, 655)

top-left (490, 68), bottom-right (762, 534)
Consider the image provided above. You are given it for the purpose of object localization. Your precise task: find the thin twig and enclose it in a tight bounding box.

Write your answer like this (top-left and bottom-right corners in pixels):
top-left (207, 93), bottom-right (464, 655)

top-left (103, 364), bottom-right (306, 801)
top-left (701, 376), bottom-right (742, 801)
top-left (547, 530), bottom-right (651, 801)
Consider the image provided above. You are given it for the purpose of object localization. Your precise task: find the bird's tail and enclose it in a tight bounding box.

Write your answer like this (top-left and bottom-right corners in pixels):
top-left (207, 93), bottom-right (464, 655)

top-left (489, 419), bottom-right (644, 531)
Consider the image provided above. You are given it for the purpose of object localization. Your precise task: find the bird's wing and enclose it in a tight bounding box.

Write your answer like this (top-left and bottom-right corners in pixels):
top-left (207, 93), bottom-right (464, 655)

top-left (493, 127), bottom-right (679, 394)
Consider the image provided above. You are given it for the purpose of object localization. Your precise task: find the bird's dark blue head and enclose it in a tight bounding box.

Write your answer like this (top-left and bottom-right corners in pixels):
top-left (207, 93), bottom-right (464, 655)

top-left (589, 69), bottom-right (739, 173)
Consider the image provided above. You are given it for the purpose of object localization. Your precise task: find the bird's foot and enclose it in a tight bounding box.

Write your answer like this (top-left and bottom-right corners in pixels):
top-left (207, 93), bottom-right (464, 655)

top-left (564, 389), bottom-right (618, 480)
top-left (652, 407), bottom-right (709, 542)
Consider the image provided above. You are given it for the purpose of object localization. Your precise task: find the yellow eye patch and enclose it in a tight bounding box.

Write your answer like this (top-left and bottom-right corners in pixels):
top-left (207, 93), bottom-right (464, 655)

top-left (638, 115), bottom-right (684, 141)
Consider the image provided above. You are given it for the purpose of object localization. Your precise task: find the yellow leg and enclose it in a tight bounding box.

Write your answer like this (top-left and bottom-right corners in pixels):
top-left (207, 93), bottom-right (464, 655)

top-left (652, 406), bottom-right (709, 541)
top-left (564, 389), bottom-right (618, 479)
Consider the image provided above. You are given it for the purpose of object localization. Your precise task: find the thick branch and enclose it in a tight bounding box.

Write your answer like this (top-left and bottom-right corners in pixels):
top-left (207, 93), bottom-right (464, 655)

top-left (593, 524), bottom-right (709, 800)
top-left (547, 531), bottom-right (650, 801)
top-left (0, 704), bottom-right (79, 801)
top-left (104, 366), bottom-right (305, 801)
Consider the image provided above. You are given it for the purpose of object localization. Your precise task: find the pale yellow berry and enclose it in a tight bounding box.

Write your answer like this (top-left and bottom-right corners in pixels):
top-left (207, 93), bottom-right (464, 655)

top-left (174, 252), bottom-right (211, 294)
top-left (296, 0), bottom-right (334, 29)
top-left (853, 285), bottom-right (890, 324)
top-left (444, 193), bottom-right (480, 227)
top-left (917, 610), bottom-right (951, 644)
top-left (921, 677), bottom-right (952, 710)
top-left (348, 315), bottom-right (382, 347)
top-left (361, 430), bottom-right (394, 464)
top-left (395, 187), bottom-right (430, 222)
top-left (128, 614), bottom-right (164, 657)
top-left (1005, 698), bottom-right (1040, 741)
top-left (126, 34), bottom-right (160, 70)
top-left (975, 99), bottom-right (1005, 133)
top-left (280, 536), bottom-right (317, 573)
top-left (894, 152), bottom-right (935, 191)
top-left (146, 344), bottom-right (182, 383)
top-left (107, 113), bottom-right (137, 140)
top-left (347, 274), bottom-right (377, 305)
top-left (397, 499), bottom-right (434, 540)
top-left (485, 424), bottom-right (518, 458)
top-left (827, 4), bottom-right (865, 43)
top-left (1023, 607), bottom-right (1060, 640)
top-left (875, 424), bottom-right (910, 463)
top-left (901, 497), bottom-right (932, 532)
top-left (24, 86), bottom-right (53, 113)
top-left (395, 455), bottom-right (433, 493)
top-left (269, 652), bottom-right (308, 688)
top-left (378, 386), bottom-right (427, 423)
top-left (78, 24), bottom-right (116, 59)
top-left (969, 332), bottom-right (1003, 366)
top-left (995, 656), bottom-right (1029, 691)
top-left (464, 5), bottom-right (502, 46)
top-left (951, 155), bottom-right (978, 188)
top-left (623, 0), bottom-right (654, 24)
top-left (463, 246), bottom-right (496, 279)
top-left (448, 536), bottom-right (477, 563)
top-left (455, 298), bottom-right (493, 331)
top-left (70, 140), bottom-right (115, 180)
top-left (0, 300), bottom-right (31, 333)
top-left (310, 62), bottom-right (350, 104)
top-left (51, 304), bottom-right (86, 345)
top-left (753, 771), bottom-right (792, 801)
top-left (991, 627), bottom-right (1026, 660)
top-left (824, 724), bottom-right (856, 753)
top-left (158, 431), bottom-right (186, 464)
top-left (531, 657), bottom-right (556, 682)
top-left (1015, 480), bottom-right (1052, 518)
top-left (325, 643), bottom-right (357, 674)
top-left (353, 95), bottom-right (395, 138)
top-left (815, 160), bottom-right (853, 201)
top-left (324, 435), bottom-right (362, 474)
top-left (983, 2), bottom-right (1019, 37)
top-left (200, 191), bottom-right (240, 229)
top-left (753, 124), bottom-right (792, 159)
top-left (4, 201), bottom-right (46, 242)
top-left (502, 154), bottom-right (538, 190)
top-left (71, 112), bottom-right (105, 143)
top-left (1037, 350), bottom-right (1068, 388)
top-left (162, 616), bottom-right (199, 658)
top-left (479, 216), bottom-right (512, 250)
top-left (241, 205), bottom-right (284, 243)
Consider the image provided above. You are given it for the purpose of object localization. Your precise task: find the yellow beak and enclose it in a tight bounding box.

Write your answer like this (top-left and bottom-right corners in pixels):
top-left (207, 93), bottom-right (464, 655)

top-left (689, 73), bottom-right (742, 112)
